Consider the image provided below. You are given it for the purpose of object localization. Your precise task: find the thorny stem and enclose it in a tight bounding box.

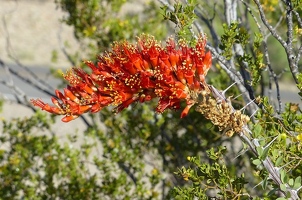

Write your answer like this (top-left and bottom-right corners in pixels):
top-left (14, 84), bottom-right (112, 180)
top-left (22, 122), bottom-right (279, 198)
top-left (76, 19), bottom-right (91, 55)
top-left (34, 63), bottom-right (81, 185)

top-left (207, 41), bottom-right (259, 119)
top-left (209, 85), bottom-right (300, 200)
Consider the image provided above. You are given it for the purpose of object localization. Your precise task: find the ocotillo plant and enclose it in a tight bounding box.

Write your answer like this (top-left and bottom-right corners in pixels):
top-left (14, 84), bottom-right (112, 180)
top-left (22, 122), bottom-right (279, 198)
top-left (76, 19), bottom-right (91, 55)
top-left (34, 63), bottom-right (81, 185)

top-left (31, 34), bottom-right (301, 199)
top-left (2, 0), bottom-right (301, 199)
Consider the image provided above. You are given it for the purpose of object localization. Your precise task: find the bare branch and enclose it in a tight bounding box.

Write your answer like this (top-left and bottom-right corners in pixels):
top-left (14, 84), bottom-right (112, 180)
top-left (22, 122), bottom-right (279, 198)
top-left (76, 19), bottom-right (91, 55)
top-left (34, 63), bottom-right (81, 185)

top-left (264, 12), bottom-right (284, 41)
top-left (264, 43), bottom-right (282, 113)
top-left (284, 0), bottom-right (299, 83)
top-left (0, 59), bottom-right (31, 107)
top-left (224, 0), bottom-right (237, 24)
top-left (293, 10), bottom-right (302, 28)
top-left (252, 0), bottom-right (287, 48)
top-left (0, 58), bottom-right (55, 97)
top-left (296, 45), bottom-right (302, 68)
top-left (194, 8), bottom-right (219, 48)
top-left (240, 0), bottom-right (282, 113)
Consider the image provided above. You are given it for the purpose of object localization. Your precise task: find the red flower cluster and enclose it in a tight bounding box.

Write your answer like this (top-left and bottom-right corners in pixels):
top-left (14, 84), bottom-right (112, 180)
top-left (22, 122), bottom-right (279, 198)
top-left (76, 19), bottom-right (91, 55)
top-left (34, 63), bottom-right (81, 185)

top-left (31, 35), bottom-right (212, 122)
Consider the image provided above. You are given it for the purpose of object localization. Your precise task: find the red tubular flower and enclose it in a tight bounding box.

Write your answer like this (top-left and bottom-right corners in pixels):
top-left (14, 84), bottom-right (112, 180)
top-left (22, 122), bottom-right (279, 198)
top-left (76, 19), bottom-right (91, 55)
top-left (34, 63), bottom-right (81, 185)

top-left (31, 34), bottom-right (212, 122)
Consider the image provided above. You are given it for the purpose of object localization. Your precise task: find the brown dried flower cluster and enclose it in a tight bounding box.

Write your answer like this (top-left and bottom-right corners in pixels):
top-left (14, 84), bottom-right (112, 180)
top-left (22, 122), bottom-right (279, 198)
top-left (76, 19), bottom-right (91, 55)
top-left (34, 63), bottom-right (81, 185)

top-left (196, 90), bottom-right (250, 137)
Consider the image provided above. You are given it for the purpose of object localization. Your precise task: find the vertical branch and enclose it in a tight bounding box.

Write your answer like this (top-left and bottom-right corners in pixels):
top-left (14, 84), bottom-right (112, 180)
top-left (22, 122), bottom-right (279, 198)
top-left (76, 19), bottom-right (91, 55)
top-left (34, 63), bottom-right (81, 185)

top-left (253, 0), bottom-right (287, 48)
top-left (57, 24), bottom-right (77, 67)
top-left (224, 0), bottom-right (237, 24)
top-left (240, 0), bottom-right (282, 112)
top-left (224, 0), bottom-right (258, 111)
top-left (285, 0), bottom-right (299, 83)
top-left (253, 0), bottom-right (300, 84)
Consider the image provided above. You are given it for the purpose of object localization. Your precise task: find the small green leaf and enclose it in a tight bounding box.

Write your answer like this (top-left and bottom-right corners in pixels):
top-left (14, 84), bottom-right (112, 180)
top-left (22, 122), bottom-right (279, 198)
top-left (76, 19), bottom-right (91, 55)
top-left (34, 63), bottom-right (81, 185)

top-left (293, 176), bottom-right (302, 189)
top-left (275, 156), bottom-right (283, 166)
top-left (252, 159), bottom-right (261, 166)
top-left (267, 188), bottom-right (279, 196)
top-left (289, 178), bottom-right (294, 186)
top-left (256, 146), bottom-right (263, 158)
top-left (260, 146), bottom-right (270, 160)
top-left (280, 169), bottom-right (289, 183)
top-left (280, 184), bottom-right (287, 192)
top-left (253, 124), bottom-right (263, 137)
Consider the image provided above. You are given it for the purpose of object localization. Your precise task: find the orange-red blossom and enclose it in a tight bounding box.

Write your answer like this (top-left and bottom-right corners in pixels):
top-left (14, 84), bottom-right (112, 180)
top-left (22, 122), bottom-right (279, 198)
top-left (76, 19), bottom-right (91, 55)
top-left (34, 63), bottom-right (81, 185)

top-left (31, 35), bottom-right (212, 122)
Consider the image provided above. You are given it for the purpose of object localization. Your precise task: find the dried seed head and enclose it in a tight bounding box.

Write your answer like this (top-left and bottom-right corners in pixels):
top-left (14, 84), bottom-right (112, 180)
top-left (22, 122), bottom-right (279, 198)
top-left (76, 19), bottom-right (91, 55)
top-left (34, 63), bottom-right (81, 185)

top-left (196, 91), bottom-right (250, 137)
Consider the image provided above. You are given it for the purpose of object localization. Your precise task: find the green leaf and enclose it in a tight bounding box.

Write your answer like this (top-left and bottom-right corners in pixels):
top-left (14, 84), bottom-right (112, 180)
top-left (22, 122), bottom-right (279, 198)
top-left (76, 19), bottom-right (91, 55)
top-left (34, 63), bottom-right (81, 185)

top-left (261, 177), bottom-right (268, 190)
top-left (260, 146), bottom-right (270, 160)
top-left (253, 124), bottom-right (263, 137)
top-left (252, 159), bottom-right (262, 166)
top-left (289, 178), bottom-right (294, 186)
top-left (280, 184), bottom-right (287, 192)
top-left (256, 146), bottom-right (263, 158)
top-left (275, 156), bottom-right (283, 167)
top-left (293, 176), bottom-right (302, 189)
top-left (280, 169), bottom-right (289, 183)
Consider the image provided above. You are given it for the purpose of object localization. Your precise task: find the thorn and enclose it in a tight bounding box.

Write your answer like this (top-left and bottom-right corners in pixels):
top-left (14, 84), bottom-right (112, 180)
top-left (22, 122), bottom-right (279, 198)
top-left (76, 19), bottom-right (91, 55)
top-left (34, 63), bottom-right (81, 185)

top-left (253, 179), bottom-right (265, 189)
top-left (232, 148), bottom-right (249, 161)
top-left (278, 159), bottom-right (295, 170)
top-left (240, 99), bottom-right (256, 112)
top-left (264, 135), bottom-right (278, 149)
top-left (222, 82), bottom-right (237, 95)
top-left (232, 93), bottom-right (243, 100)
top-left (249, 107), bottom-right (259, 118)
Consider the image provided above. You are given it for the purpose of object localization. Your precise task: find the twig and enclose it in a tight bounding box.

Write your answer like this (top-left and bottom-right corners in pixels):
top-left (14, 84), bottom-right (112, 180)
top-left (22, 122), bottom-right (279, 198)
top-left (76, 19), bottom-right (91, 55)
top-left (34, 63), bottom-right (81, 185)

top-left (0, 58), bottom-right (55, 97)
top-left (293, 10), bottom-right (302, 28)
top-left (157, 0), bottom-right (174, 11)
top-left (252, 0), bottom-right (287, 48)
top-left (0, 59), bottom-right (31, 107)
top-left (240, 0), bottom-right (282, 113)
top-left (194, 7), bottom-right (219, 48)
top-left (295, 45), bottom-right (302, 69)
